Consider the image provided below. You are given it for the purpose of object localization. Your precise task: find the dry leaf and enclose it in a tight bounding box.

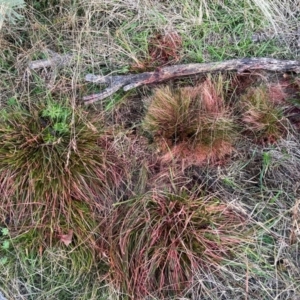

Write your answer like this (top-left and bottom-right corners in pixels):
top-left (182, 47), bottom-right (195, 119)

top-left (59, 229), bottom-right (73, 246)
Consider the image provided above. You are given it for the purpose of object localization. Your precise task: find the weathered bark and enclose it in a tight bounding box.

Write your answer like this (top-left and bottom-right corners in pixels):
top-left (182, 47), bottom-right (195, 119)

top-left (83, 58), bottom-right (300, 104)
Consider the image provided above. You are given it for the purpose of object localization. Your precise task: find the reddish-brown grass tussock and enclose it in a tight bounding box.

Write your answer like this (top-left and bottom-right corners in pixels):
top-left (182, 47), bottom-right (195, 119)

top-left (143, 81), bottom-right (236, 167)
top-left (131, 30), bottom-right (182, 71)
top-left (149, 31), bottom-right (182, 64)
top-left (239, 85), bottom-right (288, 143)
top-left (101, 190), bottom-right (246, 298)
top-left (0, 100), bottom-right (125, 250)
top-left (160, 139), bottom-right (234, 168)
top-left (267, 83), bottom-right (288, 104)
top-left (200, 78), bottom-right (225, 114)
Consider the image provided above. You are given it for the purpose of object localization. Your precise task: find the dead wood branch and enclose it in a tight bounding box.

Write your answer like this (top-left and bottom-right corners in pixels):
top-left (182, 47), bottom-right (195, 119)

top-left (83, 58), bottom-right (300, 104)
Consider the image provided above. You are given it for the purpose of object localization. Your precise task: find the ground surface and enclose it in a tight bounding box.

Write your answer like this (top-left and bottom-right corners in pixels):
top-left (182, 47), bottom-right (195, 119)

top-left (0, 1), bottom-right (300, 299)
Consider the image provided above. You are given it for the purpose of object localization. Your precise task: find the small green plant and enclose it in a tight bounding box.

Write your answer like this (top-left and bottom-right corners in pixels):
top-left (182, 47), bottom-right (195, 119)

top-left (102, 188), bottom-right (246, 298)
top-left (42, 101), bottom-right (71, 121)
top-left (40, 100), bottom-right (72, 142)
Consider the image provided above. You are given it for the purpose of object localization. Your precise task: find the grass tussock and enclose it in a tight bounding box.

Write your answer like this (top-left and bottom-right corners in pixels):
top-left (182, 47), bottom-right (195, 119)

top-left (239, 85), bottom-right (289, 143)
top-left (131, 30), bottom-right (183, 72)
top-left (0, 243), bottom-right (109, 300)
top-left (0, 97), bottom-right (123, 250)
top-left (101, 189), bottom-right (246, 299)
top-left (143, 77), bottom-right (237, 165)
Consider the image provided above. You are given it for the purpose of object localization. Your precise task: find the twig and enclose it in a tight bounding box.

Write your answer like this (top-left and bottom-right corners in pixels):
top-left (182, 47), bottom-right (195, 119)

top-left (83, 58), bottom-right (300, 104)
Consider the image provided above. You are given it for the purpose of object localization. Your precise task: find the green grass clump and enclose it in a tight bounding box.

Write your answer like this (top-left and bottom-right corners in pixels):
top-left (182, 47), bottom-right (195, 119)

top-left (0, 242), bottom-right (109, 300)
top-left (0, 97), bottom-right (123, 249)
top-left (102, 189), bottom-right (246, 299)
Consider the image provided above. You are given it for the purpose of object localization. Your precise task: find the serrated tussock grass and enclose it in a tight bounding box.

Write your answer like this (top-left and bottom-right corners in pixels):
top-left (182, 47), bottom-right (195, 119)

top-left (101, 188), bottom-right (246, 299)
top-left (143, 77), bottom-right (237, 165)
top-left (0, 97), bottom-right (124, 249)
top-left (239, 85), bottom-right (289, 143)
top-left (130, 30), bottom-right (183, 72)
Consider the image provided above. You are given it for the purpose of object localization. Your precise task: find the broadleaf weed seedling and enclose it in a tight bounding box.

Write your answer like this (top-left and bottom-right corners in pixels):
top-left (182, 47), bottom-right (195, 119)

top-left (40, 99), bottom-right (72, 142)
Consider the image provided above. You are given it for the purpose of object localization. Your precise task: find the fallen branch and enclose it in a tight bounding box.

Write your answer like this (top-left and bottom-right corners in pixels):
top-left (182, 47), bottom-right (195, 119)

top-left (83, 58), bottom-right (300, 104)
